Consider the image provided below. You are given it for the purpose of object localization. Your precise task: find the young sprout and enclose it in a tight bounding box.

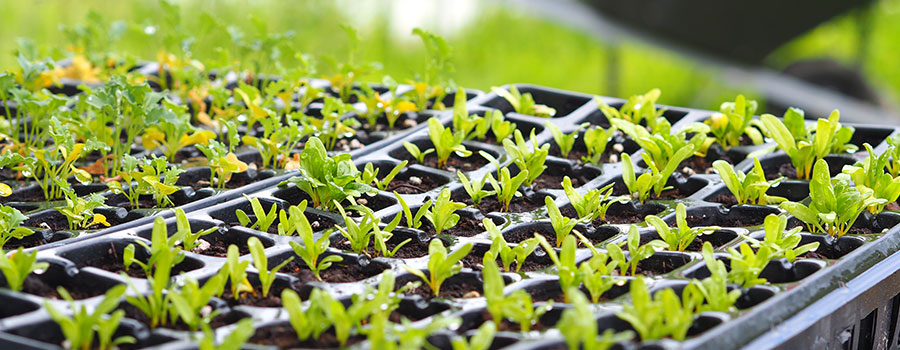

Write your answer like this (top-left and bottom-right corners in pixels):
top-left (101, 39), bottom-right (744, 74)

top-left (758, 108), bottom-right (856, 180)
top-left (427, 117), bottom-right (471, 169)
top-left (487, 166), bottom-right (529, 212)
top-left (545, 122), bottom-right (587, 158)
top-left (502, 129), bottom-right (549, 187)
top-left (745, 214), bottom-right (819, 263)
top-left (222, 244), bottom-right (253, 300)
top-left (172, 208), bottom-right (217, 251)
top-left (606, 225), bottom-right (667, 276)
top-left (45, 285), bottom-right (135, 350)
top-left (558, 288), bottom-right (633, 350)
top-left (534, 234), bottom-right (581, 302)
top-left (491, 86), bottom-right (556, 118)
top-left (281, 288), bottom-right (332, 343)
top-left (452, 88), bottom-right (492, 140)
top-left (123, 217), bottom-right (182, 328)
top-left (0, 206), bottom-right (35, 249)
top-left (235, 196), bottom-right (278, 232)
top-left (107, 156), bottom-right (184, 209)
top-left (360, 161), bottom-right (407, 191)
top-left (621, 153), bottom-right (658, 204)
top-left (485, 252), bottom-right (552, 332)
top-left (644, 203), bottom-right (718, 251)
top-left (334, 200), bottom-right (404, 256)
top-left (394, 192), bottom-right (430, 229)
top-left (402, 141), bottom-right (434, 164)
top-left (197, 140), bottom-right (249, 189)
top-left (56, 186), bottom-right (110, 231)
top-left (198, 318), bottom-right (254, 350)
top-left (481, 219), bottom-right (537, 274)
top-left (616, 278), bottom-right (699, 341)
top-left (546, 196), bottom-right (583, 247)
top-left (781, 159), bottom-right (884, 237)
top-left (562, 177), bottom-right (628, 222)
top-left (167, 275), bottom-right (227, 332)
top-left (458, 171), bottom-right (496, 208)
top-left (403, 239), bottom-right (472, 297)
top-left (712, 158), bottom-right (786, 206)
top-left (123, 216), bottom-right (185, 277)
top-left (841, 143), bottom-right (900, 213)
top-left (597, 88), bottom-right (664, 129)
top-left (311, 96), bottom-right (356, 151)
top-left (690, 242), bottom-right (742, 313)
top-left (886, 135), bottom-right (900, 177)
top-left (725, 242), bottom-right (774, 288)
top-left (0, 247), bottom-right (48, 291)
top-left (424, 188), bottom-right (466, 235)
top-left (490, 110), bottom-right (516, 141)
top-left (278, 136), bottom-right (376, 210)
top-left (614, 117), bottom-right (705, 175)
top-left (408, 28), bottom-right (454, 111)
top-left (582, 125), bottom-right (616, 164)
top-left (248, 237), bottom-right (292, 298)
top-left (288, 201), bottom-right (343, 281)
top-left (141, 100), bottom-right (216, 160)
top-left (450, 322), bottom-right (496, 350)
top-left (705, 94), bottom-right (764, 149)
top-left (355, 83), bottom-right (388, 129)
top-left (275, 202), bottom-right (311, 236)
top-left (579, 249), bottom-right (624, 304)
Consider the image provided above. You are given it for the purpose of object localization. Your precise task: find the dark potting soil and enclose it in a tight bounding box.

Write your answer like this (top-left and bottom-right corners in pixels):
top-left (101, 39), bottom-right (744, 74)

top-left (559, 204), bottom-right (663, 225)
top-left (639, 234), bottom-right (718, 252)
top-left (504, 224), bottom-right (557, 246)
top-left (712, 194), bottom-right (739, 208)
top-left (480, 310), bottom-right (550, 332)
top-left (686, 214), bottom-right (766, 228)
top-left (385, 174), bottom-right (447, 195)
top-left (78, 253), bottom-right (199, 279)
top-left (771, 164), bottom-right (799, 180)
top-left (461, 253), bottom-right (553, 273)
top-left (121, 302), bottom-right (233, 331)
top-left (331, 236), bottom-right (429, 259)
top-left (250, 324), bottom-right (361, 349)
top-left (1, 189), bottom-right (58, 203)
top-left (20, 275), bottom-right (108, 300)
top-left (221, 289), bottom-right (284, 308)
top-left (615, 258), bottom-right (682, 277)
top-left (478, 195), bottom-right (544, 214)
top-left (192, 237), bottom-right (250, 257)
top-left (418, 153), bottom-right (489, 173)
top-left (283, 259), bottom-right (386, 284)
top-left (423, 214), bottom-right (484, 237)
top-left (532, 172), bottom-right (585, 192)
top-left (402, 278), bottom-right (483, 299)
top-left (611, 180), bottom-right (687, 200)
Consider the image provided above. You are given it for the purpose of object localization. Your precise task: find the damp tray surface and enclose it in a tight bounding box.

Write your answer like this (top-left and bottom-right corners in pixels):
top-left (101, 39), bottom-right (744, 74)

top-left (2, 82), bottom-right (900, 350)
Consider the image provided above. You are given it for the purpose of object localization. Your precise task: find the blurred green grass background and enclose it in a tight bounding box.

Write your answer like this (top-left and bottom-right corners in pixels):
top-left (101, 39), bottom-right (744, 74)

top-left (0, 0), bottom-right (895, 110)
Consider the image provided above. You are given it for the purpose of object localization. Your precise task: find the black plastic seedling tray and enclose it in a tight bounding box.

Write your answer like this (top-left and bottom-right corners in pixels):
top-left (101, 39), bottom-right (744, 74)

top-left (2, 82), bottom-right (900, 350)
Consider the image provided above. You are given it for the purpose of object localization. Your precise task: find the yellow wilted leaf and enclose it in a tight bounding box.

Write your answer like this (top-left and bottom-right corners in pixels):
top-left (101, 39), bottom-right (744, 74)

top-left (142, 129), bottom-right (166, 150)
top-left (393, 100), bottom-right (417, 114)
top-left (89, 213), bottom-right (111, 228)
top-left (0, 183), bottom-right (11, 197)
top-left (65, 143), bottom-right (85, 164)
top-left (178, 130), bottom-right (216, 149)
top-left (224, 152), bottom-right (249, 173)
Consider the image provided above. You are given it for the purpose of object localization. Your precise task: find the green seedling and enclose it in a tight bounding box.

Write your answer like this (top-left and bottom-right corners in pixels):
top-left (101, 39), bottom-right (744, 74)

top-left (424, 188), bottom-right (466, 235)
top-left (394, 191), bottom-right (430, 229)
top-left (403, 239), bottom-right (472, 297)
top-left (168, 275), bottom-right (226, 332)
top-left (563, 177), bottom-right (627, 222)
top-left (535, 234), bottom-right (581, 302)
top-left (427, 117), bottom-right (471, 169)
top-left (197, 140), bottom-right (249, 189)
top-left (546, 122), bottom-right (587, 158)
top-left (546, 196), bottom-right (583, 247)
top-left (841, 143), bottom-right (900, 214)
top-left (45, 285), bottom-right (135, 350)
top-left (235, 196), bottom-right (278, 232)
top-left (502, 129), bottom-right (549, 186)
top-left (607, 225), bottom-right (667, 276)
top-left (0, 205), bottom-right (34, 249)
top-left (288, 201), bottom-right (343, 280)
top-left (278, 136), bottom-right (376, 210)
top-left (621, 153), bottom-right (660, 204)
top-left (487, 166), bottom-right (529, 212)
top-left (597, 88), bottom-right (665, 129)
top-left (705, 94), bottom-right (764, 149)
top-left (712, 158), bottom-right (786, 206)
top-left (617, 278), bottom-right (699, 341)
top-left (758, 108), bottom-right (856, 180)
top-left (198, 318), bottom-right (254, 350)
top-left (582, 126), bottom-right (616, 164)
top-left (492, 86), bottom-right (556, 118)
top-left (248, 237), bottom-right (292, 298)
top-left (458, 171), bottom-right (496, 208)
top-left (360, 161), bottom-right (407, 191)
top-left (0, 247), bottom-right (48, 291)
top-left (490, 110), bottom-right (516, 141)
top-left (485, 219), bottom-right (539, 273)
top-left (745, 214), bottom-right (819, 263)
top-left (558, 288), bottom-right (633, 350)
top-left (644, 203), bottom-right (718, 251)
top-left (690, 242), bottom-right (742, 312)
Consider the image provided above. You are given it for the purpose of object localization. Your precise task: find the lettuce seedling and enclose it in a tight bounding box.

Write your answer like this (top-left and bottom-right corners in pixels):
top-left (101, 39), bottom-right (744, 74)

top-left (141, 99), bottom-right (216, 160)
top-left (842, 143), bottom-right (900, 213)
top-left (108, 156), bottom-right (184, 209)
top-left (198, 318), bottom-right (254, 350)
top-left (427, 117), bottom-right (472, 169)
top-left (607, 225), bottom-right (667, 276)
top-left (235, 196), bottom-right (278, 232)
top-left (546, 196), bottom-right (583, 247)
top-left (579, 250), bottom-right (625, 303)
top-left (535, 234), bottom-right (581, 302)
top-left (281, 288), bottom-right (332, 342)
top-left (56, 186), bottom-right (110, 231)
top-left (485, 219), bottom-right (539, 273)
top-left (402, 141), bottom-right (434, 164)
top-left (557, 288), bottom-right (633, 350)
top-left (45, 285), bottom-right (135, 350)
top-left (490, 110), bottom-right (516, 141)
top-left (745, 214), bottom-right (819, 263)
top-left (458, 171), bottom-right (496, 208)
top-left (288, 204), bottom-right (343, 280)
top-left (335, 200), bottom-right (403, 256)
top-left (8, 133), bottom-right (94, 200)
top-left (492, 86), bottom-right (556, 118)
top-left (758, 108), bottom-right (856, 180)
top-left (355, 83), bottom-right (387, 128)
top-left (597, 89), bottom-right (665, 130)
top-left (372, 215), bottom-right (410, 258)
top-left (0, 206), bottom-right (34, 249)
top-left (408, 28), bottom-right (453, 110)
top-left (403, 239), bottom-right (472, 297)
top-left (197, 140), bottom-right (249, 189)
top-left (546, 122), bottom-right (587, 158)
top-left (503, 129), bottom-right (549, 186)
top-left (487, 167), bottom-right (529, 212)
top-left (886, 135), bottom-right (900, 177)
top-left (781, 159), bottom-right (883, 237)
top-left (451, 322), bottom-right (495, 350)
top-left (712, 158), bottom-right (786, 205)
top-left (705, 94), bottom-right (764, 149)
top-left (278, 136), bottom-right (376, 210)
top-left (613, 117), bottom-right (706, 171)
top-left (248, 237), bottom-right (292, 298)
top-left (621, 153), bottom-right (659, 204)
top-left (582, 125), bottom-right (615, 164)
top-left (689, 242), bottom-right (741, 313)
top-left (424, 188), bottom-right (466, 235)
top-left (360, 161), bottom-right (407, 191)
top-left (123, 215), bottom-right (185, 277)
top-left (309, 96), bottom-right (356, 151)
top-left (394, 191), bottom-right (429, 229)
top-left (222, 244), bottom-right (253, 300)
top-left (645, 203), bottom-right (718, 251)
top-left (275, 201), bottom-right (311, 237)
top-left (168, 274), bottom-right (226, 332)
top-left (0, 247), bottom-right (48, 291)
top-left (563, 177), bottom-right (627, 222)
top-left (452, 88), bottom-right (492, 140)
top-left (617, 277), bottom-right (698, 341)
top-left (123, 217), bottom-right (182, 328)
top-left (482, 252), bottom-right (507, 326)
top-left (172, 208), bottom-right (217, 251)
top-left (725, 242), bottom-right (773, 288)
